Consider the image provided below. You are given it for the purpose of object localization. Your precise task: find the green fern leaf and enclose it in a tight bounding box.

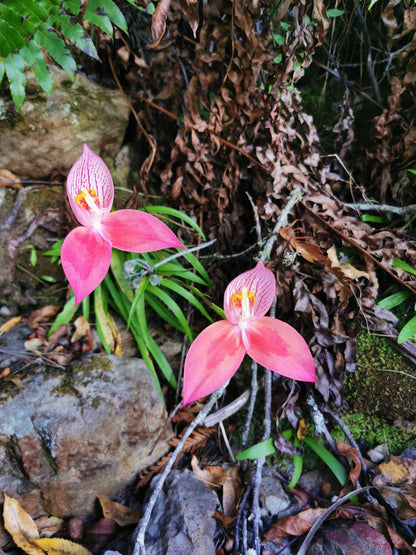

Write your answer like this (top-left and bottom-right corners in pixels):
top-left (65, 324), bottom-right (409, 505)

top-left (4, 53), bottom-right (26, 110)
top-left (87, 0), bottom-right (128, 34)
top-left (3, 0), bottom-right (49, 23)
top-left (62, 0), bottom-right (82, 16)
top-left (83, 5), bottom-right (113, 36)
top-left (0, 19), bottom-right (26, 54)
top-left (19, 41), bottom-right (53, 94)
top-left (34, 23), bottom-right (77, 79)
top-left (48, 9), bottom-right (99, 60)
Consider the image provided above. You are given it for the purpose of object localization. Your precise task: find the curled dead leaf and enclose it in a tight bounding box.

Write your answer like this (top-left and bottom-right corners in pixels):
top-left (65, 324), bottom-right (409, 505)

top-left (98, 496), bottom-right (141, 527)
top-left (3, 494), bottom-right (44, 555)
top-left (0, 169), bottom-right (21, 188)
top-left (33, 537), bottom-right (92, 554)
top-left (148, 0), bottom-right (171, 49)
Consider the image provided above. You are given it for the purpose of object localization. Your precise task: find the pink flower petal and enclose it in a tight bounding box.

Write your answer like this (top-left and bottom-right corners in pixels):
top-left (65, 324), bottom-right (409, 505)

top-left (183, 320), bottom-right (246, 405)
top-left (67, 144), bottom-right (113, 227)
top-left (245, 317), bottom-right (315, 382)
top-left (101, 209), bottom-right (184, 252)
top-left (224, 261), bottom-right (276, 323)
top-left (61, 226), bottom-right (112, 305)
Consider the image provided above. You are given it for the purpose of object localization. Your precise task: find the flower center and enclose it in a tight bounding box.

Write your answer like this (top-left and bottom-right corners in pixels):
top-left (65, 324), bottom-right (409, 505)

top-left (231, 287), bottom-right (255, 319)
top-left (75, 189), bottom-right (100, 213)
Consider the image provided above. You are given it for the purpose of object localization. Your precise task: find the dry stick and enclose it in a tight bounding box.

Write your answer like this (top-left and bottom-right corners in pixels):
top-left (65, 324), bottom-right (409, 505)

top-left (297, 486), bottom-right (371, 555)
top-left (132, 382), bottom-right (229, 555)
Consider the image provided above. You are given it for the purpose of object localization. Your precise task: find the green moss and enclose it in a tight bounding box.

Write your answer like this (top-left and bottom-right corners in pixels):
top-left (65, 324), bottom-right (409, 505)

top-left (344, 331), bottom-right (416, 421)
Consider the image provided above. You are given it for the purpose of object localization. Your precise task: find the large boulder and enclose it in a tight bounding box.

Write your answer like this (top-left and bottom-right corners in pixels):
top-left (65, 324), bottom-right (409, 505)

top-left (0, 355), bottom-right (172, 548)
top-left (0, 66), bottom-right (130, 179)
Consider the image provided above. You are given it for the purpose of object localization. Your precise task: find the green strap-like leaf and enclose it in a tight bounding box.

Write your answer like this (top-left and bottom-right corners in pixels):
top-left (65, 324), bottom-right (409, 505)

top-left (48, 294), bottom-right (79, 336)
top-left (19, 40), bottom-right (53, 94)
top-left (398, 315), bottom-right (416, 344)
top-left (235, 438), bottom-right (276, 461)
top-left (34, 23), bottom-right (77, 78)
top-left (94, 285), bottom-right (112, 354)
top-left (146, 334), bottom-right (177, 389)
top-left (144, 205), bottom-right (206, 240)
top-left (0, 62), bottom-right (4, 86)
top-left (147, 284), bottom-right (194, 342)
top-left (4, 53), bottom-right (26, 110)
top-left (160, 278), bottom-right (212, 322)
top-left (303, 437), bottom-right (348, 486)
top-left (378, 290), bottom-right (412, 310)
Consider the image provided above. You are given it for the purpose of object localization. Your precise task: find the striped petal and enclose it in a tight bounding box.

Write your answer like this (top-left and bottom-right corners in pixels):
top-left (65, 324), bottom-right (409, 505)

top-left (101, 209), bottom-right (184, 252)
top-left (66, 144), bottom-right (113, 227)
top-left (183, 320), bottom-right (246, 406)
top-left (245, 317), bottom-right (315, 382)
top-left (61, 226), bottom-right (112, 305)
top-left (224, 261), bottom-right (276, 324)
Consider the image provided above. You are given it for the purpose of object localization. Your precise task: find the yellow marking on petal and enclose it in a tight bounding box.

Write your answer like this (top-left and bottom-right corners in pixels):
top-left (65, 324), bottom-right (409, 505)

top-left (75, 189), bottom-right (100, 211)
top-left (232, 288), bottom-right (255, 318)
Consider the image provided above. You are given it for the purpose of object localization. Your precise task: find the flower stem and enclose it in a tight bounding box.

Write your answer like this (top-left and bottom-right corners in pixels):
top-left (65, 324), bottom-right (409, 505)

top-left (132, 382), bottom-right (228, 555)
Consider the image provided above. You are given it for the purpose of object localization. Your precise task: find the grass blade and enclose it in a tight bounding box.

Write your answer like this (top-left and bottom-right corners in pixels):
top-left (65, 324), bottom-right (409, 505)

top-left (303, 437), bottom-right (348, 486)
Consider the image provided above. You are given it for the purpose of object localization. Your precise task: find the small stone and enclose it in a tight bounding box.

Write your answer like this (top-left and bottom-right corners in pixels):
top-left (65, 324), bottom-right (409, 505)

top-left (367, 443), bottom-right (388, 464)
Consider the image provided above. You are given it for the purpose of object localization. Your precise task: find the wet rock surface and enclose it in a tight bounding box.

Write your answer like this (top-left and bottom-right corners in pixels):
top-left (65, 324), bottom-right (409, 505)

top-left (0, 355), bottom-right (172, 548)
top-left (0, 66), bottom-right (130, 179)
top-left (141, 469), bottom-right (219, 555)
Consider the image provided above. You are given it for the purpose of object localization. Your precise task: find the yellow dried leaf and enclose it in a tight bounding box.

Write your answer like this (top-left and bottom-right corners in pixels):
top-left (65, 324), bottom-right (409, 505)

top-left (297, 418), bottom-right (307, 441)
top-left (0, 168), bottom-right (21, 188)
top-left (327, 246), bottom-right (370, 280)
top-left (98, 496), bottom-right (141, 527)
top-left (34, 538), bottom-right (92, 555)
top-left (71, 316), bottom-right (90, 343)
top-left (3, 494), bottom-right (44, 555)
top-left (0, 316), bottom-right (22, 336)
top-left (191, 455), bottom-right (229, 489)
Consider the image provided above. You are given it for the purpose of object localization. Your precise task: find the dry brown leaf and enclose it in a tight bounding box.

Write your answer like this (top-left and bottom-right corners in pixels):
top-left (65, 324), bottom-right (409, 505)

top-left (35, 516), bottom-right (63, 538)
top-left (98, 496), bottom-right (141, 527)
top-left (71, 316), bottom-right (91, 343)
top-left (28, 306), bottom-right (61, 330)
top-left (34, 537), bottom-right (92, 555)
top-left (264, 507), bottom-right (326, 540)
top-left (297, 418), bottom-right (307, 441)
top-left (0, 168), bottom-right (21, 188)
top-left (191, 455), bottom-right (229, 489)
top-left (0, 316), bottom-right (22, 335)
top-left (222, 466), bottom-right (243, 518)
top-left (2, 494), bottom-right (44, 555)
top-left (280, 222), bottom-right (329, 264)
top-left (327, 246), bottom-right (371, 281)
top-left (149, 0), bottom-right (171, 49)
top-left (337, 441), bottom-right (362, 494)
top-left (177, 0), bottom-right (199, 37)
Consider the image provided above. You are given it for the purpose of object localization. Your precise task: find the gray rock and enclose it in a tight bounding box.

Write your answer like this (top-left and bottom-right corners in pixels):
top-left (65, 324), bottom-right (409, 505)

top-left (142, 469), bottom-right (218, 555)
top-left (0, 355), bottom-right (172, 548)
top-left (259, 467), bottom-right (291, 517)
top-left (0, 66), bottom-right (130, 179)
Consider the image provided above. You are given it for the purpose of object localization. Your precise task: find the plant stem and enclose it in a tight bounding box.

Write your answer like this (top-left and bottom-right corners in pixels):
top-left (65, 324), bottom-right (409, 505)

top-left (132, 382), bottom-right (228, 555)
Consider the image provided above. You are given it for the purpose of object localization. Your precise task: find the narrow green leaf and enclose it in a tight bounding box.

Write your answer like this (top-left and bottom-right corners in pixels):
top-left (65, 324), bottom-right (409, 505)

top-left (127, 277), bottom-right (148, 329)
top-left (361, 214), bottom-right (384, 223)
top-left (147, 284), bottom-right (194, 342)
top-left (303, 437), bottom-right (348, 486)
top-left (154, 261), bottom-right (208, 286)
top-left (398, 315), bottom-right (416, 344)
top-left (34, 23), bottom-right (77, 78)
top-left (110, 250), bottom-right (134, 302)
top-left (19, 41), bottom-right (53, 94)
top-left (103, 274), bottom-right (129, 320)
top-left (94, 286), bottom-right (112, 354)
top-left (407, 169), bottom-right (416, 176)
top-left (326, 8), bottom-right (344, 17)
top-left (48, 294), bottom-right (79, 336)
top-left (133, 329), bottom-right (165, 403)
top-left (392, 258), bottom-right (416, 277)
top-left (144, 205), bottom-right (206, 240)
top-left (1, 4), bottom-right (35, 35)
top-left (378, 291), bottom-right (412, 310)
top-left (0, 19), bottom-right (26, 52)
top-left (287, 455), bottom-right (303, 489)
top-left (184, 252), bottom-right (211, 286)
top-left (4, 53), bottom-right (26, 110)
top-left (236, 438), bottom-right (276, 461)
top-left (146, 334), bottom-right (177, 389)
top-left (0, 62), bottom-right (4, 85)
top-left (4, 0), bottom-right (49, 23)
top-left (82, 296), bottom-right (90, 321)
top-left (145, 291), bottom-right (187, 332)
top-left (160, 278), bottom-right (212, 322)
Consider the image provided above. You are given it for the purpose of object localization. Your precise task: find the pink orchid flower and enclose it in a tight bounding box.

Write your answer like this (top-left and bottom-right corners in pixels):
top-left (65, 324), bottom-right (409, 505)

top-left (183, 261), bottom-right (315, 405)
top-left (61, 144), bottom-right (184, 305)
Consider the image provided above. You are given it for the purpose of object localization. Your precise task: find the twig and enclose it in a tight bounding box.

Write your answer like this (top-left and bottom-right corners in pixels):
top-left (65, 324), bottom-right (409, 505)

top-left (297, 486), bottom-right (371, 555)
top-left (132, 382), bottom-right (229, 555)
top-left (234, 483), bottom-right (252, 553)
top-left (203, 388), bottom-right (250, 427)
top-left (219, 420), bottom-right (235, 463)
top-left (260, 188), bottom-right (304, 261)
top-left (345, 202), bottom-right (416, 215)
top-left (241, 362), bottom-right (258, 453)
top-left (153, 238), bottom-right (217, 269)
top-left (307, 394), bottom-right (337, 454)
